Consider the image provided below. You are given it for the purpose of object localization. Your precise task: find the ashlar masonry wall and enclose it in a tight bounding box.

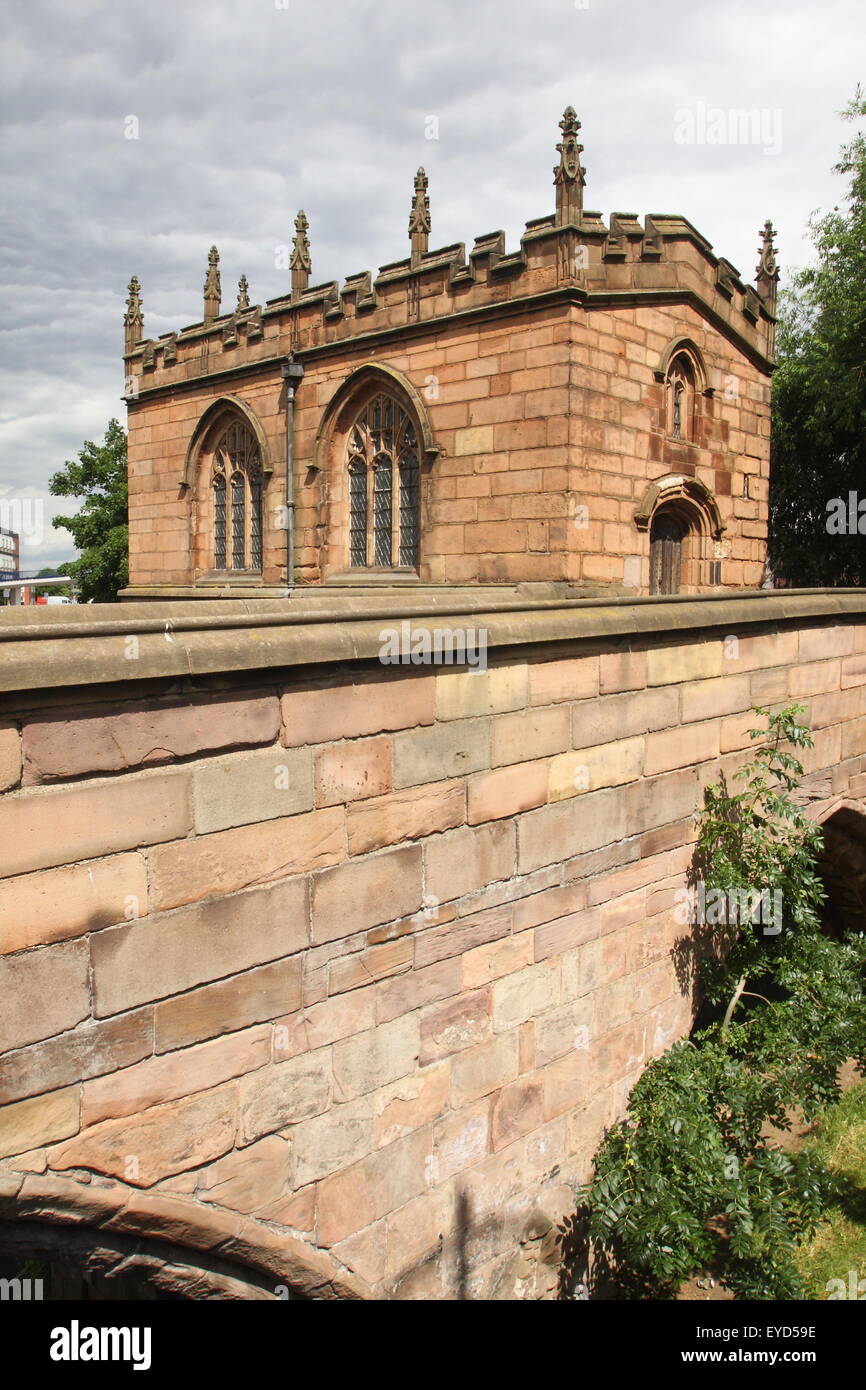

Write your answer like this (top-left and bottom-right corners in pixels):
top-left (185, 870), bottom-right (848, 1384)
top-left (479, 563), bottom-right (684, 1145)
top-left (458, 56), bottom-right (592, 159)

top-left (1, 591), bottom-right (865, 1298)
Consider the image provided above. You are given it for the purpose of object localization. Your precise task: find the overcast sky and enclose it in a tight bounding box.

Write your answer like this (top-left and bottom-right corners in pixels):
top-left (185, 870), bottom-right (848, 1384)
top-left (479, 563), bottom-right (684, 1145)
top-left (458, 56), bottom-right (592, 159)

top-left (0, 0), bottom-right (862, 570)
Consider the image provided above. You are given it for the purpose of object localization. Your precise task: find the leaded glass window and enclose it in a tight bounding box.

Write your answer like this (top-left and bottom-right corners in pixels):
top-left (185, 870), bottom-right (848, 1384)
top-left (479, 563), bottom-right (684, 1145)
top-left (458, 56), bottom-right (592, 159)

top-left (345, 394), bottom-right (421, 570)
top-left (213, 473), bottom-right (226, 569)
top-left (211, 421), bottom-right (263, 571)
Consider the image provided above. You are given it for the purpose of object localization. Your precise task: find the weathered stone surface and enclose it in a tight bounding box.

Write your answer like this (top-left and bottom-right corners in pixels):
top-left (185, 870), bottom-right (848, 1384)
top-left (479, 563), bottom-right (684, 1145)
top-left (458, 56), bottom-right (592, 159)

top-left (0, 941), bottom-right (89, 1053)
top-left (431, 1098), bottom-right (490, 1183)
top-left (372, 1062), bottom-right (450, 1149)
top-left (492, 962), bottom-right (559, 1031)
top-left (239, 1052), bottom-right (332, 1142)
top-left (420, 990), bottom-right (490, 1064)
top-left (193, 745), bottom-right (313, 833)
top-left (317, 1127), bottom-right (430, 1246)
top-left (22, 691), bottom-right (279, 781)
top-left (52, 1084), bottom-right (238, 1185)
top-left (0, 1010), bottom-right (152, 1106)
top-left (491, 1076), bottom-right (544, 1151)
top-left (549, 737), bottom-right (643, 800)
top-left (291, 1096), bottom-right (374, 1187)
top-left (347, 779), bottom-right (465, 855)
top-left (147, 806), bottom-right (343, 912)
top-left (425, 821), bottom-right (514, 903)
top-left (91, 877), bottom-right (308, 1015)
top-left (333, 1016), bottom-right (419, 1100)
top-left (0, 853), bottom-right (148, 955)
top-left (0, 771), bottom-right (191, 877)
top-left (436, 665), bottom-right (528, 720)
top-left (155, 958), bottom-right (301, 1053)
top-left (315, 737), bottom-right (392, 807)
top-left (82, 1027), bottom-right (270, 1127)
top-left (393, 717), bottom-right (490, 787)
top-left (198, 1135), bottom-right (292, 1214)
top-left (468, 762), bottom-right (548, 823)
top-left (0, 1087), bottom-right (80, 1156)
top-left (311, 846), bottom-right (422, 944)
top-left (452, 1030), bottom-right (519, 1106)
top-left (281, 672), bottom-right (434, 745)
top-left (491, 705), bottom-right (570, 767)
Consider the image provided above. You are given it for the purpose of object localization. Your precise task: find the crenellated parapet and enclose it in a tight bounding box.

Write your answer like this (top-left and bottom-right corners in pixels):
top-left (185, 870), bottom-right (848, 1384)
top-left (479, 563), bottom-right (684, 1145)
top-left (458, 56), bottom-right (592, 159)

top-left (123, 108), bottom-right (779, 394)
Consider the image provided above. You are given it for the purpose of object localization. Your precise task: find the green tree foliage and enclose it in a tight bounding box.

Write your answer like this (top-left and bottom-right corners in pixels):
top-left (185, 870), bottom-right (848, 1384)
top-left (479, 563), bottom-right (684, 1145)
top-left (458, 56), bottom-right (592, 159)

top-left (579, 708), bottom-right (866, 1299)
top-left (769, 90), bottom-right (866, 585)
top-left (49, 419), bottom-right (128, 602)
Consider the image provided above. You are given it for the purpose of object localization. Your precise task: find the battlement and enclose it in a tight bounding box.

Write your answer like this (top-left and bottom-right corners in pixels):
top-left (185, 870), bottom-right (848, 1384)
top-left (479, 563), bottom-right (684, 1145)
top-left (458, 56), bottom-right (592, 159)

top-left (123, 109), bottom-right (779, 399)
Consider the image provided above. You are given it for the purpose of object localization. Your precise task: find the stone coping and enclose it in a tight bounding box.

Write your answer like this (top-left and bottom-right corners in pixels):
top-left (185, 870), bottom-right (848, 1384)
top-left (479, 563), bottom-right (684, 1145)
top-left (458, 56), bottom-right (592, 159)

top-left (0, 589), bottom-right (864, 695)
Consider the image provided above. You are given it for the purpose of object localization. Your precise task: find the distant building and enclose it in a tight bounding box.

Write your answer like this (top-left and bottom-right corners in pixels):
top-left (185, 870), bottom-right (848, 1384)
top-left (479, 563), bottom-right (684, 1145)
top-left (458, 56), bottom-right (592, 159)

top-left (0, 527), bottom-right (20, 581)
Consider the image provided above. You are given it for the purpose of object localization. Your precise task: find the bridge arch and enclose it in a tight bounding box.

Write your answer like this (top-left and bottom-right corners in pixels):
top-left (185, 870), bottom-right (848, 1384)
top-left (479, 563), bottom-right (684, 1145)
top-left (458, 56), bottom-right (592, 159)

top-left (0, 1175), bottom-right (371, 1301)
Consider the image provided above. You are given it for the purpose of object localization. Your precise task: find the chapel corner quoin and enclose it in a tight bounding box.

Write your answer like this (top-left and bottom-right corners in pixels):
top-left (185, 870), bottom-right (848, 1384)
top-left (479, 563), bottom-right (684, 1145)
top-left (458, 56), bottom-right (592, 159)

top-left (119, 108), bottom-right (779, 601)
top-left (1, 109), bottom-right (864, 1304)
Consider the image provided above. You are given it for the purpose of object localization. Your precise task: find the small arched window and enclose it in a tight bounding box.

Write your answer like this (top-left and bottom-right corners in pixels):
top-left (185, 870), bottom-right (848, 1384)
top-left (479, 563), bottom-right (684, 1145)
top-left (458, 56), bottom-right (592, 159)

top-left (665, 353), bottom-right (696, 442)
top-left (212, 421), bottom-right (262, 571)
top-left (347, 394), bottom-right (420, 569)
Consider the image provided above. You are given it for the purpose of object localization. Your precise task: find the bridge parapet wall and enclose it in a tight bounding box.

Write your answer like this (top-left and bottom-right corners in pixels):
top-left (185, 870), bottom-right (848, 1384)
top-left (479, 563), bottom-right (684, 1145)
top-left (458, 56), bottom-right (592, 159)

top-left (1, 590), bottom-right (865, 1298)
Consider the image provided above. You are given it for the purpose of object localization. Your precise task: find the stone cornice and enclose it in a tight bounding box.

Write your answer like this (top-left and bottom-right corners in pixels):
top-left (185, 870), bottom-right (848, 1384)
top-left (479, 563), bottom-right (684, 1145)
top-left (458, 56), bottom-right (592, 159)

top-left (125, 281), bottom-right (776, 410)
top-left (2, 590), bottom-right (864, 697)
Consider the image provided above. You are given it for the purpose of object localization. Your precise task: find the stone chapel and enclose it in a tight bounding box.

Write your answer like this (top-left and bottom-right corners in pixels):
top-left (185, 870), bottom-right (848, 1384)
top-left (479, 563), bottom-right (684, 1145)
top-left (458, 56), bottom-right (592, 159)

top-left (120, 107), bottom-right (779, 602)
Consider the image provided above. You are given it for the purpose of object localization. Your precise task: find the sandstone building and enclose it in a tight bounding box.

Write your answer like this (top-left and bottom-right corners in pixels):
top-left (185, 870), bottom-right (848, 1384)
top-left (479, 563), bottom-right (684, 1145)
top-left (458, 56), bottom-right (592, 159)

top-left (121, 109), bottom-right (779, 601)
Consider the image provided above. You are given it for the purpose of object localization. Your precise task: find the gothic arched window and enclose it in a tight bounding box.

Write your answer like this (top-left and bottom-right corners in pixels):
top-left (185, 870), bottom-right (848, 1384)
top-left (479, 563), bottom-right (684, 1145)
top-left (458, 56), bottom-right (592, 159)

top-left (212, 421), bottom-right (263, 571)
top-left (347, 394), bottom-right (421, 569)
top-left (665, 353), bottom-right (696, 442)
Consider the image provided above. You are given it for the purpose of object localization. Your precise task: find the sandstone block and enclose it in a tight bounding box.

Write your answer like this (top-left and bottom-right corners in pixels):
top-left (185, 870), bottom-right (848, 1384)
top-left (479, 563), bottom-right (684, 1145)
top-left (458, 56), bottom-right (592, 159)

top-left (491, 1077), bottom-right (544, 1151)
top-left (0, 940), bottom-right (89, 1053)
top-left (0, 1086), bottom-right (80, 1157)
top-left (198, 1134), bottom-right (292, 1215)
top-left (155, 957), bottom-right (301, 1053)
top-left (147, 806), bottom-right (343, 913)
top-left (315, 737), bottom-right (392, 807)
top-left (393, 718), bottom-right (490, 788)
top-left (644, 721), bottom-right (719, 775)
top-left (0, 853), bottom-right (148, 955)
top-left (333, 1016), bottom-right (419, 1101)
top-left (436, 664), bottom-right (528, 721)
top-left (492, 962), bottom-right (559, 1031)
top-left (372, 1061), bottom-right (451, 1149)
top-left (281, 672), bottom-right (434, 746)
top-left (468, 762), bottom-right (548, 823)
top-left (491, 705), bottom-right (570, 767)
top-left (239, 1052), bottom-right (332, 1141)
top-left (311, 846), bottom-right (422, 944)
top-left (451, 1029), bottom-right (519, 1106)
top-left (0, 771), bottom-right (191, 878)
top-left (317, 1128), bottom-right (430, 1246)
top-left (92, 877), bottom-right (308, 1016)
top-left (549, 737), bottom-right (644, 800)
top-left (0, 721), bottom-right (21, 792)
top-left (347, 779), bottom-right (465, 855)
top-left (22, 692), bottom-right (279, 782)
top-left (425, 821), bottom-right (514, 904)
top-left (291, 1095), bottom-right (374, 1187)
top-left (528, 656), bottom-right (599, 705)
top-left (52, 1084), bottom-right (237, 1185)
top-left (193, 745), bottom-right (313, 833)
top-left (420, 990), bottom-right (491, 1064)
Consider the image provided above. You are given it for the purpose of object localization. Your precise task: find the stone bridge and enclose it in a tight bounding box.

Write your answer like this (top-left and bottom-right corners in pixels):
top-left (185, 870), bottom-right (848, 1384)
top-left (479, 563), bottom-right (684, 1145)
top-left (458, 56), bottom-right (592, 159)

top-left (1, 589), bottom-right (864, 1298)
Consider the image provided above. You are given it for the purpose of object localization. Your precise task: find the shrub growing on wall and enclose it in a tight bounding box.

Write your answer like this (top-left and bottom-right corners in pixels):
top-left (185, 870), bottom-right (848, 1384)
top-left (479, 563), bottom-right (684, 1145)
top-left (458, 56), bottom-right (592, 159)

top-left (578, 707), bottom-right (866, 1299)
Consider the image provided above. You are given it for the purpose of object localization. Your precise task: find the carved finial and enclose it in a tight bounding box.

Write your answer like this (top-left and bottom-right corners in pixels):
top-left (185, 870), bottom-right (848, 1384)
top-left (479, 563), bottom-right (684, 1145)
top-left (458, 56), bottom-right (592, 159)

top-left (236, 274), bottom-right (250, 312)
top-left (123, 275), bottom-right (143, 356)
top-left (291, 211), bottom-right (311, 300)
top-left (554, 106), bottom-right (586, 227)
top-left (203, 245), bottom-right (221, 323)
top-left (409, 167), bottom-right (431, 265)
top-left (755, 219), bottom-right (779, 306)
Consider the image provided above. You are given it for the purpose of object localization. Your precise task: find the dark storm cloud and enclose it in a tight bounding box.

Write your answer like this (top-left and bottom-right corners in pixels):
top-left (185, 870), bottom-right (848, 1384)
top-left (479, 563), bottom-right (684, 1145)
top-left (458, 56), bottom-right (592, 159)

top-left (0, 0), bottom-right (861, 568)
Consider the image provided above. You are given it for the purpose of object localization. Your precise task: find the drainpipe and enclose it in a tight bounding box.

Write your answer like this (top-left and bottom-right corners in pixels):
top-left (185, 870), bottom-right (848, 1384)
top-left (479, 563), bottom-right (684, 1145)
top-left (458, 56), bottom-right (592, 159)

top-left (281, 357), bottom-right (305, 592)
